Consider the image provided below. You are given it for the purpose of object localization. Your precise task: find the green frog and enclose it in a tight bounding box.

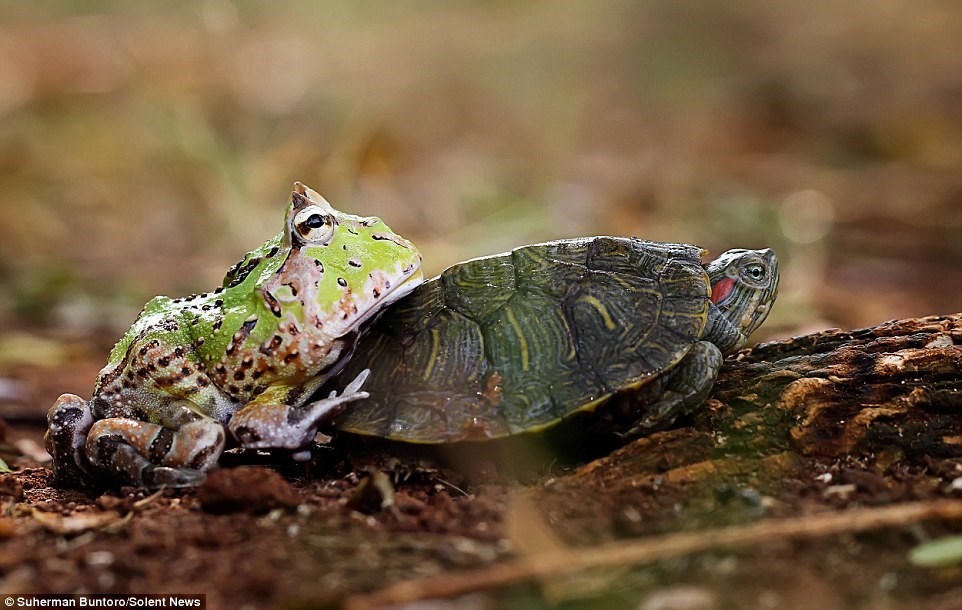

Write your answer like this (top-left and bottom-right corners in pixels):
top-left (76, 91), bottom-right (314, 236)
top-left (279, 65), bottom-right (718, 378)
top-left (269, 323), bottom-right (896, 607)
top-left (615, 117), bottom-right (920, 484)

top-left (45, 183), bottom-right (423, 488)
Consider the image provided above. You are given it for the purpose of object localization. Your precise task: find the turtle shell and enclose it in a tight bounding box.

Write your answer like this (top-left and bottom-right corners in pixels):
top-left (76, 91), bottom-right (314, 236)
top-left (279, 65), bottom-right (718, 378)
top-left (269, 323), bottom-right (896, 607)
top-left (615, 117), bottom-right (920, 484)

top-left (331, 237), bottom-right (711, 442)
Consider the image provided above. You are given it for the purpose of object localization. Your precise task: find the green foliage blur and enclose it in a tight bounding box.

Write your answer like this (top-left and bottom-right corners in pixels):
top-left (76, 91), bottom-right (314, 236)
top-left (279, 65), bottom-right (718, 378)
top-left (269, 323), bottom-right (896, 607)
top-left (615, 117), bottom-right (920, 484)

top-left (1, 0), bottom-right (961, 340)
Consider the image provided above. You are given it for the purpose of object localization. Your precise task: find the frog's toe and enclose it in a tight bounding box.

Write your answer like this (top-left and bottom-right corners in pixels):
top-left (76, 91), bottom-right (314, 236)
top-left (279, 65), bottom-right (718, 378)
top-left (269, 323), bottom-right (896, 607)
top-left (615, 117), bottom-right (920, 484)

top-left (290, 448), bottom-right (313, 462)
top-left (341, 368), bottom-right (370, 397)
top-left (144, 466), bottom-right (207, 488)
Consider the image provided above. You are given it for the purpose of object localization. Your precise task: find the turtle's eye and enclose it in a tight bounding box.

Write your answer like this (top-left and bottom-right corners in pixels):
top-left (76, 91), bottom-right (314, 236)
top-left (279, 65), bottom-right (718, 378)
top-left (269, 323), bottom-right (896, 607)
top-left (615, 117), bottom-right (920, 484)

top-left (293, 207), bottom-right (335, 244)
top-left (745, 263), bottom-right (765, 281)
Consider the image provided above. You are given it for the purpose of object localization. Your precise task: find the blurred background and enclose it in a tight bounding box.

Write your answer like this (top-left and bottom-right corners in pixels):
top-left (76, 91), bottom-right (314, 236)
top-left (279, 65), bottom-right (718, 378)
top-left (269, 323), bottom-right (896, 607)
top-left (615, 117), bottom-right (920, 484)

top-left (1, 0), bottom-right (961, 407)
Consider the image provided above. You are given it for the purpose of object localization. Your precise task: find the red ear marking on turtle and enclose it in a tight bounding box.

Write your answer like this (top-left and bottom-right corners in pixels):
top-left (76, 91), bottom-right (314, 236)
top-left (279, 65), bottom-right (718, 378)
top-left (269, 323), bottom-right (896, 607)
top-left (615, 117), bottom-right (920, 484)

top-left (710, 277), bottom-right (736, 304)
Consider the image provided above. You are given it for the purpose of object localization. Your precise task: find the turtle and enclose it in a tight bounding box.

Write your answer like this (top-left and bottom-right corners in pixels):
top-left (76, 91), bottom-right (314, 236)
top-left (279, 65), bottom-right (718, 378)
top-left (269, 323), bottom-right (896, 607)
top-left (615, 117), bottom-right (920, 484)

top-left (324, 237), bottom-right (778, 443)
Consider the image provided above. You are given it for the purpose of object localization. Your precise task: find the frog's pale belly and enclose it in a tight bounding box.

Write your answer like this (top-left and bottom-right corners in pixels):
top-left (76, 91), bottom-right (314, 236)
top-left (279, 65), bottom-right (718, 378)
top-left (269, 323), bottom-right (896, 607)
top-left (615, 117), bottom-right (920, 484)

top-left (44, 182), bottom-right (423, 488)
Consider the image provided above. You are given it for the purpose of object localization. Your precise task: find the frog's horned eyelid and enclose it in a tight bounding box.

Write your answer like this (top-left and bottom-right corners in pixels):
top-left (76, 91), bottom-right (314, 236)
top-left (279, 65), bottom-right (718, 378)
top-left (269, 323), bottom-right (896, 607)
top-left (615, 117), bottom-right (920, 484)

top-left (292, 182), bottom-right (335, 213)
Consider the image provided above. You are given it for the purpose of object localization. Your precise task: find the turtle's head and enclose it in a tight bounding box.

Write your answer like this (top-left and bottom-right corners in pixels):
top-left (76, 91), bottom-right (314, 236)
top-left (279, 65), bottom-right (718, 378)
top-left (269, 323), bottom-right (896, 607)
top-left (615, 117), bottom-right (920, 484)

top-left (704, 248), bottom-right (779, 353)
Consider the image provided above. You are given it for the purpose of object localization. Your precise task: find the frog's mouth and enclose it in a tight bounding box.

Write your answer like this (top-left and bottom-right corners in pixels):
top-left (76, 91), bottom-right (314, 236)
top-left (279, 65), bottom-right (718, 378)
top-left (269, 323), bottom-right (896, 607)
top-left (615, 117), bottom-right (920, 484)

top-left (378, 266), bottom-right (424, 308)
top-left (348, 265), bottom-right (425, 333)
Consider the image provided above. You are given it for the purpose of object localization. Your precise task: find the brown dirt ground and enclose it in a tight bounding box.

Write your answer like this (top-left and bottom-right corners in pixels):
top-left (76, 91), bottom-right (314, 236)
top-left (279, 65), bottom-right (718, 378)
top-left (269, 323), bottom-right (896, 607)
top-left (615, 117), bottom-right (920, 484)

top-left (1, 426), bottom-right (961, 610)
top-left (1, 321), bottom-right (961, 610)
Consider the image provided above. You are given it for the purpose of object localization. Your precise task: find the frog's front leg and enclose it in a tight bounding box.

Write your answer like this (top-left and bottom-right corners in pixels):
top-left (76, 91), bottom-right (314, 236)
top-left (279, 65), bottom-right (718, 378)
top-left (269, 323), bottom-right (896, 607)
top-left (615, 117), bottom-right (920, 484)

top-left (229, 370), bottom-right (370, 449)
top-left (86, 402), bottom-right (225, 488)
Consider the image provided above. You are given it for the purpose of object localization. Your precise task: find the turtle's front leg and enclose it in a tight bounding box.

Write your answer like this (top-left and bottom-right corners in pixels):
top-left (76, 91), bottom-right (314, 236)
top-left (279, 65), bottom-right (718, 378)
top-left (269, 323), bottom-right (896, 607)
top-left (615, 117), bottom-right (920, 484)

top-left (229, 369), bottom-right (370, 449)
top-left (625, 340), bottom-right (723, 438)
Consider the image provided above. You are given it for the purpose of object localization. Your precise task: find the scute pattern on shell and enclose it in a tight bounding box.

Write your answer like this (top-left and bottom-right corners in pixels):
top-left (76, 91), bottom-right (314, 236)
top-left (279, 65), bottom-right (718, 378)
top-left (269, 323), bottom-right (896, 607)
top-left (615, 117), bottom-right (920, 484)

top-left (333, 237), bottom-right (711, 442)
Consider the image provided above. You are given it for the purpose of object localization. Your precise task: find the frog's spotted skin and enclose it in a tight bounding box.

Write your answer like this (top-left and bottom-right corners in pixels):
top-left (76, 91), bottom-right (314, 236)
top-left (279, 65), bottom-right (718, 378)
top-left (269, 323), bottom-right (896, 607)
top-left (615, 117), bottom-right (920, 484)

top-left (45, 183), bottom-right (423, 488)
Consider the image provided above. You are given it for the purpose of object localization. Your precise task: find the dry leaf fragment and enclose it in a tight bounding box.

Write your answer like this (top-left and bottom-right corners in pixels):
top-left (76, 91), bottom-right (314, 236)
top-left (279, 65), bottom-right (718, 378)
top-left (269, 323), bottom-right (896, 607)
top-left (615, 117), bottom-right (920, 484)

top-left (30, 509), bottom-right (123, 535)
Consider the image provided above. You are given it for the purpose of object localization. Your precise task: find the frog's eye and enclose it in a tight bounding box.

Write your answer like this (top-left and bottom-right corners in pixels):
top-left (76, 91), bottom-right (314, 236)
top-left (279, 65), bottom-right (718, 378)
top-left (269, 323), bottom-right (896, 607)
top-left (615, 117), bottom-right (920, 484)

top-left (293, 208), bottom-right (335, 244)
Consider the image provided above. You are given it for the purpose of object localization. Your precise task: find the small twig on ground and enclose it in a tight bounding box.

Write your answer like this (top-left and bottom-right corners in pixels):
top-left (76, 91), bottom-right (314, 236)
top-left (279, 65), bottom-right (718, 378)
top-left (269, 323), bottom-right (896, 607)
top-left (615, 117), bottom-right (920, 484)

top-left (343, 499), bottom-right (962, 610)
top-left (433, 476), bottom-right (469, 497)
